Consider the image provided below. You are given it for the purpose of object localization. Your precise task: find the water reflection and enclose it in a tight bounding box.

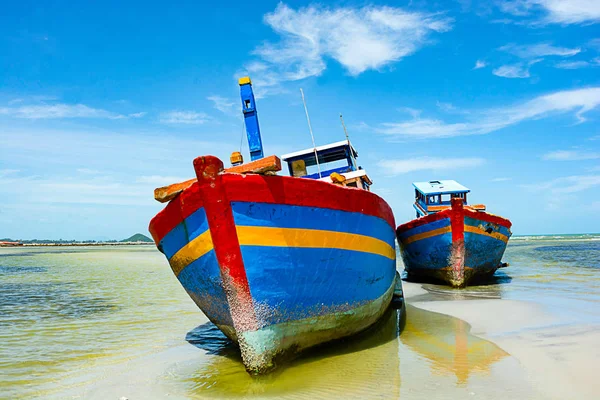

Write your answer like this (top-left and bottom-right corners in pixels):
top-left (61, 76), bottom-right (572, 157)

top-left (183, 305), bottom-right (405, 398)
top-left (178, 301), bottom-right (508, 397)
top-left (402, 305), bottom-right (508, 385)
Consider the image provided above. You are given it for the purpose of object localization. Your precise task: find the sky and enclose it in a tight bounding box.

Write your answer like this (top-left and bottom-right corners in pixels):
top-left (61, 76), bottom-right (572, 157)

top-left (1, 0), bottom-right (599, 240)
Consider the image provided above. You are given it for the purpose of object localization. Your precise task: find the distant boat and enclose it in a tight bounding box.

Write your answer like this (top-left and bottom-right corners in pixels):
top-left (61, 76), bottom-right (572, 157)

top-left (148, 77), bottom-right (401, 374)
top-left (396, 180), bottom-right (512, 287)
top-left (0, 241), bottom-right (23, 247)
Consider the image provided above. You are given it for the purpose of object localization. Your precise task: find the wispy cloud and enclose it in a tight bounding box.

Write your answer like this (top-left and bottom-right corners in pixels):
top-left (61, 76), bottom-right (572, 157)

top-left (159, 111), bottom-right (209, 124)
top-left (0, 103), bottom-right (126, 120)
top-left (128, 111), bottom-right (147, 118)
top-left (491, 177), bottom-right (512, 182)
top-left (245, 3), bottom-right (452, 92)
top-left (542, 150), bottom-right (600, 161)
top-left (555, 58), bottom-right (600, 69)
top-left (378, 157), bottom-right (484, 175)
top-left (522, 175), bottom-right (600, 194)
top-left (208, 95), bottom-right (238, 116)
top-left (473, 60), bottom-right (487, 69)
top-left (492, 61), bottom-right (539, 78)
top-left (0, 169), bottom-right (20, 178)
top-left (499, 43), bottom-right (581, 58)
top-left (491, 43), bottom-right (579, 78)
top-left (374, 86), bottom-right (600, 139)
top-left (498, 0), bottom-right (600, 24)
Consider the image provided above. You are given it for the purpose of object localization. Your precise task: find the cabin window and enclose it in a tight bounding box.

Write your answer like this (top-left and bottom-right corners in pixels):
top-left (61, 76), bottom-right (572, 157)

top-left (428, 195), bottom-right (438, 204)
top-left (441, 194), bottom-right (451, 202)
top-left (244, 100), bottom-right (251, 109)
top-left (347, 181), bottom-right (358, 188)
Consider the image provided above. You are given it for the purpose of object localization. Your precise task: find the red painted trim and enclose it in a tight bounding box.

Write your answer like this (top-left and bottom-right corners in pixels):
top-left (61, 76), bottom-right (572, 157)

top-left (450, 198), bottom-right (465, 242)
top-left (148, 183), bottom-right (204, 245)
top-left (221, 173), bottom-right (395, 229)
top-left (464, 207), bottom-right (512, 228)
top-left (396, 200), bottom-right (512, 235)
top-left (150, 160), bottom-right (395, 245)
top-left (396, 208), bottom-right (452, 234)
top-left (193, 155), bottom-right (257, 333)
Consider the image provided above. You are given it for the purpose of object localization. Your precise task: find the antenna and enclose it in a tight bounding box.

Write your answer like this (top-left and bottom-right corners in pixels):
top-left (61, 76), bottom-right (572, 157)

top-left (340, 114), bottom-right (357, 170)
top-left (300, 88), bottom-right (321, 178)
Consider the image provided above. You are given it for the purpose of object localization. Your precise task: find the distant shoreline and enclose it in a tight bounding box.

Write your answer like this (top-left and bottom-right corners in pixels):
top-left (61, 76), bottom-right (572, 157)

top-left (0, 242), bottom-right (154, 247)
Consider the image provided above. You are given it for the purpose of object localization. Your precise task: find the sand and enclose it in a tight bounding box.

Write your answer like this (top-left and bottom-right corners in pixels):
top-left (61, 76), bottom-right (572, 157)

top-left (407, 281), bottom-right (600, 400)
top-left (54, 281), bottom-right (600, 400)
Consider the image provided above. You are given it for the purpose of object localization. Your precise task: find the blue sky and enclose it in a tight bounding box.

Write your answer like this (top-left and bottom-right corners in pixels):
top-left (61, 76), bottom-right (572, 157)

top-left (1, 0), bottom-right (599, 239)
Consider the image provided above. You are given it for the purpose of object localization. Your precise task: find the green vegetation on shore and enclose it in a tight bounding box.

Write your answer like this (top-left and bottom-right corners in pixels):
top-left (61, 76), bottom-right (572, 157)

top-left (1, 233), bottom-right (153, 244)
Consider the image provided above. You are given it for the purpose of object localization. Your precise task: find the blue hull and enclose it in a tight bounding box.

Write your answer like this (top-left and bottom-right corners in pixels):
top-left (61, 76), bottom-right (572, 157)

top-left (150, 168), bottom-right (398, 373)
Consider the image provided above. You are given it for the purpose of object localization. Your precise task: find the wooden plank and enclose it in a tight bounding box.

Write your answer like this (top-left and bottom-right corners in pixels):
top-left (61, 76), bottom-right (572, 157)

top-left (225, 155), bottom-right (281, 174)
top-left (154, 155), bottom-right (282, 203)
top-left (154, 178), bottom-right (196, 203)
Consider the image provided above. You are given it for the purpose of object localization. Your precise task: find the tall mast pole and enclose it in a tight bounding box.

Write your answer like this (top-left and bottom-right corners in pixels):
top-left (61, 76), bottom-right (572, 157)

top-left (340, 114), bottom-right (357, 170)
top-left (300, 88), bottom-right (321, 178)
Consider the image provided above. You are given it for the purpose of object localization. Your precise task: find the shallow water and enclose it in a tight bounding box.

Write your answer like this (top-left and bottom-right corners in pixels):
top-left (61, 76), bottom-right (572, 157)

top-left (1, 237), bottom-right (598, 398)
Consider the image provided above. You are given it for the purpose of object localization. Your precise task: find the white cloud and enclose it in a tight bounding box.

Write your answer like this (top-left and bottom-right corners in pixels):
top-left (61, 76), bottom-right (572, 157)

top-left (555, 59), bottom-right (600, 69)
top-left (492, 62), bottom-right (533, 78)
top-left (159, 111), bottom-right (209, 124)
top-left (522, 175), bottom-right (600, 194)
top-left (378, 157), bottom-right (484, 175)
top-left (208, 95), bottom-right (238, 116)
top-left (498, 0), bottom-right (600, 24)
top-left (128, 112), bottom-right (147, 118)
top-left (0, 103), bottom-right (125, 119)
top-left (375, 86), bottom-right (600, 139)
top-left (246, 3), bottom-right (452, 91)
top-left (542, 150), bottom-right (600, 161)
top-left (491, 177), bottom-right (513, 182)
top-left (499, 43), bottom-right (581, 58)
top-left (473, 60), bottom-right (487, 69)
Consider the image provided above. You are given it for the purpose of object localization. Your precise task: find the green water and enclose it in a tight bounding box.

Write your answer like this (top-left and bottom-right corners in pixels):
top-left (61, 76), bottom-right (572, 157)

top-left (1, 238), bottom-right (599, 398)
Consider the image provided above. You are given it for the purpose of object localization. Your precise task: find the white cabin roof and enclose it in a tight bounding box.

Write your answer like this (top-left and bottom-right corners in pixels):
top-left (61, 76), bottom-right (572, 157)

top-left (413, 180), bottom-right (469, 195)
top-left (281, 140), bottom-right (358, 161)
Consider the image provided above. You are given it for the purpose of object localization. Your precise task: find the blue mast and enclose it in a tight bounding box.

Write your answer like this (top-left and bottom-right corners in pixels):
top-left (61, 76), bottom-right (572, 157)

top-left (239, 76), bottom-right (264, 161)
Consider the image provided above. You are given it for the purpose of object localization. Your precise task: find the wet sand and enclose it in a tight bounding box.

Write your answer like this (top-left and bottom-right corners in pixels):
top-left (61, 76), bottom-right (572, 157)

top-left (54, 281), bottom-right (598, 400)
top-left (405, 282), bottom-right (600, 400)
top-left (3, 244), bottom-right (599, 399)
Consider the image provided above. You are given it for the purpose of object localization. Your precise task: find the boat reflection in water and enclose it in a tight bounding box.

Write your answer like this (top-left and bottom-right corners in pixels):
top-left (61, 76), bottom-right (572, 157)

top-left (173, 302), bottom-right (508, 398)
top-left (401, 305), bottom-right (508, 385)
top-left (183, 304), bottom-right (404, 398)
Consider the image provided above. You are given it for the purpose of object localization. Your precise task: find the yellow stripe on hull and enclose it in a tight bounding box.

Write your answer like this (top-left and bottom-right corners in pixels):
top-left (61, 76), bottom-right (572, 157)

top-left (402, 226), bottom-right (451, 245)
top-left (169, 230), bottom-right (214, 276)
top-left (236, 226), bottom-right (395, 260)
top-left (464, 225), bottom-right (509, 243)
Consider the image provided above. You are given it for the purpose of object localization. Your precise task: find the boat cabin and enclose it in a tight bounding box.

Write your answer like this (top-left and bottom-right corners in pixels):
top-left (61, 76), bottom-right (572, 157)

top-left (413, 180), bottom-right (485, 217)
top-left (281, 140), bottom-right (372, 190)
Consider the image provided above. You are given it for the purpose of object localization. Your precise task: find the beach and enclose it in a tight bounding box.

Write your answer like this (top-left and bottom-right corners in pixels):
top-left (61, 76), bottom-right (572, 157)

top-left (1, 236), bottom-right (599, 399)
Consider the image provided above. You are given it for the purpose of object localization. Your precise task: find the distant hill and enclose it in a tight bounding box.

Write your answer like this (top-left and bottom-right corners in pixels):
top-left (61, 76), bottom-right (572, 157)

top-left (121, 233), bottom-right (153, 243)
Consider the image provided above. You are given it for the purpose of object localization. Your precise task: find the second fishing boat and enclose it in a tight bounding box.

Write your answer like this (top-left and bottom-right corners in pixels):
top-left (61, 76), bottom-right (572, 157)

top-left (396, 180), bottom-right (512, 287)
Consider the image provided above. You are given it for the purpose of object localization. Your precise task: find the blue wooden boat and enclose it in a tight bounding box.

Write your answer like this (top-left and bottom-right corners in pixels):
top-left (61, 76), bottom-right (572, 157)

top-left (148, 77), bottom-right (400, 374)
top-left (396, 180), bottom-right (512, 287)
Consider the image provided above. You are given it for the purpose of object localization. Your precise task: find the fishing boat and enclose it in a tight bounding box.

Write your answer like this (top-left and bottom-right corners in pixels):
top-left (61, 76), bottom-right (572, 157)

top-left (148, 77), bottom-right (400, 374)
top-left (396, 180), bottom-right (512, 287)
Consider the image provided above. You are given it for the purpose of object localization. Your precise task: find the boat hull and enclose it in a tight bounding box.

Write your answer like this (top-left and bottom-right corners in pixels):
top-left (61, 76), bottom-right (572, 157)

top-left (396, 198), bottom-right (511, 287)
top-left (149, 156), bottom-right (398, 373)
